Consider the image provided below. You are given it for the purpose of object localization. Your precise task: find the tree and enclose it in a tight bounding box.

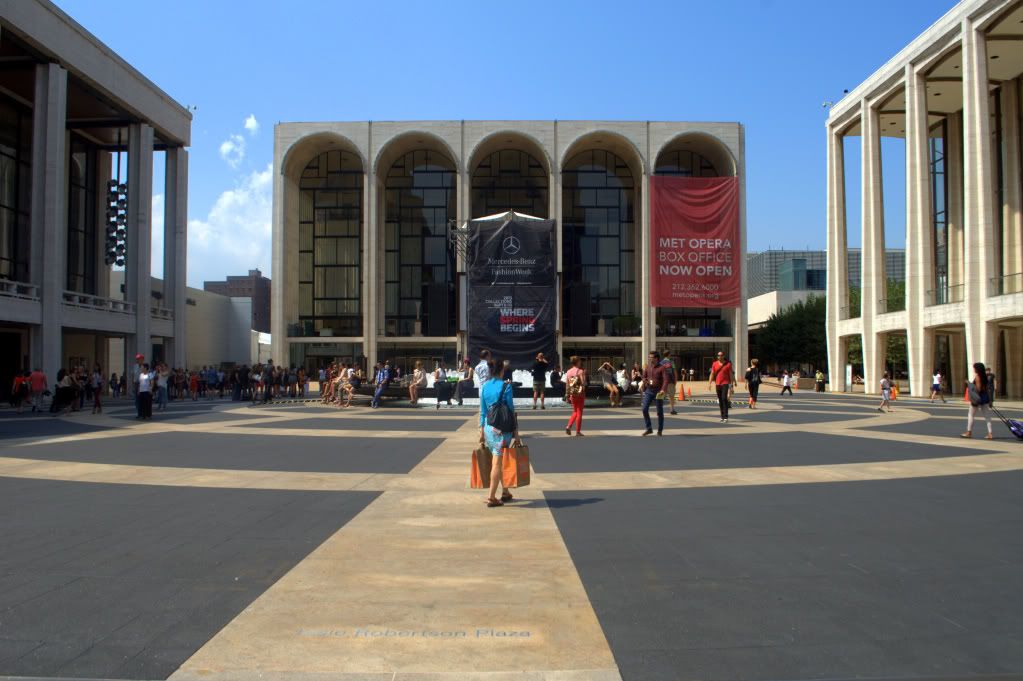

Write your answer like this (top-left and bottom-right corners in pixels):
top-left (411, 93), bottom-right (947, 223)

top-left (757, 295), bottom-right (828, 371)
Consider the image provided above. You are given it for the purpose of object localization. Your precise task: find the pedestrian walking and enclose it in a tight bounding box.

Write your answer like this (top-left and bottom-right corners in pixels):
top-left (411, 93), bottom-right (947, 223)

top-left (962, 362), bottom-right (994, 439)
top-left (28, 366), bottom-right (47, 409)
top-left (877, 372), bottom-right (893, 413)
top-left (661, 351), bottom-right (678, 414)
top-left (780, 371), bottom-right (793, 396)
top-left (475, 350), bottom-right (491, 387)
top-left (930, 369), bottom-right (947, 403)
top-left (478, 358), bottom-right (522, 507)
top-left (641, 350), bottom-right (667, 436)
top-left (563, 356), bottom-right (586, 436)
top-left (744, 358), bottom-right (762, 409)
top-left (709, 351), bottom-right (735, 423)
top-left (815, 369), bottom-right (825, 393)
top-left (986, 367), bottom-right (997, 407)
top-left (110, 372), bottom-right (120, 400)
top-left (531, 352), bottom-right (548, 410)
top-left (91, 364), bottom-right (104, 414)
top-left (11, 370), bottom-right (29, 414)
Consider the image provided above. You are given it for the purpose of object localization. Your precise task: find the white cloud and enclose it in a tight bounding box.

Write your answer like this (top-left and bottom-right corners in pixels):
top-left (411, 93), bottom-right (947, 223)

top-left (187, 163), bottom-right (272, 287)
top-left (219, 133), bottom-right (245, 168)
top-left (243, 114), bottom-right (259, 136)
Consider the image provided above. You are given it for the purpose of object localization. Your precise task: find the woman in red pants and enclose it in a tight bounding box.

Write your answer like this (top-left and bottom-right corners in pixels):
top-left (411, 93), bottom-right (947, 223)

top-left (563, 356), bottom-right (587, 436)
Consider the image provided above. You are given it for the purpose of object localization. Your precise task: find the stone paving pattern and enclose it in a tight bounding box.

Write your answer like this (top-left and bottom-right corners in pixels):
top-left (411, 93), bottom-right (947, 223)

top-left (0, 391), bottom-right (1020, 680)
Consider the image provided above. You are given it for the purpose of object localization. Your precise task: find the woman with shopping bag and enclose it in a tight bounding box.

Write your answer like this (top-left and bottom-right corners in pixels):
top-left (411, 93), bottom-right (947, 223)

top-left (479, 358), bottom-right (521, 507)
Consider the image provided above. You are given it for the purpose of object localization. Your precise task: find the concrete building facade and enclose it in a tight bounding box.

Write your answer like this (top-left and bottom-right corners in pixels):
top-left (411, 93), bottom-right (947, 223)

top-left (748, 249), bottom-right (905, 299)
top-left (0, 0), bottom-right (190, 396)
top-left (203, 268), bottom-right (271, 333)
top-left (826, 0), bottom-right (1023, 399)
top-left (271, 120), bottom-right (747, 377)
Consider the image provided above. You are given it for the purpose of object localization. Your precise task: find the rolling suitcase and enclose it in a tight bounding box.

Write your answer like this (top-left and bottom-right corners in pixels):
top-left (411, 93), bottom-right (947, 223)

top-left (991, 406), bottom-right (1023, 441)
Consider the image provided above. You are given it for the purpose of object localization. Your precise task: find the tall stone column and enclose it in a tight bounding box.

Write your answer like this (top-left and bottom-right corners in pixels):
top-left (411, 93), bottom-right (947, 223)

top-left (905, 64), bottom-right (934, 398)
top-left (163, 147), bottom-right (188, 369)
top-left (125, 123), bottom-right (154, 366)
top-left (860, 99), bottom-right (885, 394)
top-left (961, 18), bottom-right (997, 367)
top-left (640, 171), bottom-right (654, 359)
top-left (29, 63), bottom-right (68, 381)
top-left (825, 125), bottom-right (848, 392)
top-left (733, 125), bottom-right (749, 371)
top-left (362, 165), bottom-right (377, 366)
top-left (999, 79), bottom-right (1023, 286)
top-left (270, 151), bottom-right (289, 367)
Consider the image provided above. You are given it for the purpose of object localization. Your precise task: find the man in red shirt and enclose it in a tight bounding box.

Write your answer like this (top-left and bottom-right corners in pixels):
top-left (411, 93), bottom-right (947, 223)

top-left (709, 351), bottom-right (736, 423)
top-left (28, 367), bottom-right (48, 413)
top-left (641, 350), bottom-right (669, 436)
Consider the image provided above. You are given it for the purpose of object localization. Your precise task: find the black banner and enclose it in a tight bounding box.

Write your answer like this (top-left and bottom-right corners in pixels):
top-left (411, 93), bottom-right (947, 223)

top-left (467, 214), bottom-right (557, 368)
top-left (468, 216), bottom-right (556, 286)
top-left (467, 285), bottom-right (557, 368)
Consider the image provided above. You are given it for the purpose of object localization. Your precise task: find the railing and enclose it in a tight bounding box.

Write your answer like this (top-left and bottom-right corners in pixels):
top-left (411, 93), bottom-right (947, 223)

top-left (150, 306), bottom-right (174, 321)
top-left (925, 284), bottom-right (964, 306)
top-left (62, 290), bottom-right (136, 314)
top-left (877, 298), bottom-right (905, 314)
top-left (991, 272), bottom-right (1023, 296)
top-left (0, 279), bottom-right (39, 301)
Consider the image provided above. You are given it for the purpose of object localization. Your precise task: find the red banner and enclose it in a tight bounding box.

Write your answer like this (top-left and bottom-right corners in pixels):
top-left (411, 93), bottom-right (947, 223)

top-left (650, 176), bottom-right (741, 308)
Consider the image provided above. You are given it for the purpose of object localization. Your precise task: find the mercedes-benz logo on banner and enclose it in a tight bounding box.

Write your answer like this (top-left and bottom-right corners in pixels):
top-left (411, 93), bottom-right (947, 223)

top-left (502, 235), bottom-right (521, 255)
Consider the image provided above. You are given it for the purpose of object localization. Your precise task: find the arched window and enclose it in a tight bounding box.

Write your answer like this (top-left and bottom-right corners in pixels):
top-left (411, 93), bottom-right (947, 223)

top-left (384, 149), bottom-right (456, 336)
top-left (562, 149), bottom-right (636, 336)
top-left (298, 150), bottom-right (363, 336)
top-left (471, 149), bottom-right (548, 218)
top-left (653, 149), bottom-right (719, 177)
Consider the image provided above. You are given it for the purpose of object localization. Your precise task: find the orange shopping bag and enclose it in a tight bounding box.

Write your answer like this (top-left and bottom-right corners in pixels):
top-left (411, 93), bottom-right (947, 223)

top-left (470, 446), bottom-right (493, 489)
top-left (501, 443), bottom-right (531, 488)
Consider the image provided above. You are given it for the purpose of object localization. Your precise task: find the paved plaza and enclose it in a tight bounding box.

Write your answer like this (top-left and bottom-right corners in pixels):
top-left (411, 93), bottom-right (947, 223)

top-left (0, 391), bottom-right (1021, 681)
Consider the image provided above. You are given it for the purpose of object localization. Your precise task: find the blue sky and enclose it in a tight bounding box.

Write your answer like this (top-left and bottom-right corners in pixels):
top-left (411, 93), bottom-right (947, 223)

top-left (55, 0), bottom-right (954, 286)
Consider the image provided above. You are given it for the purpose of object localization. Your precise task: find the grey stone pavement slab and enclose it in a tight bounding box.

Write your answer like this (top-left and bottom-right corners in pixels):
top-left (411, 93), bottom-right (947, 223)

top-left (546, 471), bottom-right (1023, 681)
top-left (0, 476), bottom-right (378, 680)
top-left (529, 430), bottom-right (986, 473)
top-left (243, 417), bottom-right (467, 432)
top-left (0, 432), bottom-right (442, 474)
top-left (0, 420), bottom-right (112, 441)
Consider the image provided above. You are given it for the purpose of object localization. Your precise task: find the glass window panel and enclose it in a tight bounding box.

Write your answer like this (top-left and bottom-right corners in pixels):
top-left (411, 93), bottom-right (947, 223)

top-left (299, 253), bottom-right (313, 281)
top-left (314, 238), bottom-right (336, 265)
top-left (299, 223), bottom-right (313, 251)
top-left (299, 283), bottom-right (312, 315)
top-left (598, 238), bottom-right (618, 265)
top-left (424, 237), bottom-right (446, 266)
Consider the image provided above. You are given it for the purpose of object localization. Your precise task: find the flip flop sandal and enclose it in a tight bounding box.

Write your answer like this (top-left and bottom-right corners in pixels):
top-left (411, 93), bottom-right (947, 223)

top-left (501, 492), bottom-right (513, 502)
top-left (487, 498), bottom-right (504, 507)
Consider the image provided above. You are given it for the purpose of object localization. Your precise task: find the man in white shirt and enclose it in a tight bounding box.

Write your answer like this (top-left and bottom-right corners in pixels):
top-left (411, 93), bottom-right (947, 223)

top-left (474, 349), bottom-right (491, 387)
top-left (930, 370), bottom-right (946, 403)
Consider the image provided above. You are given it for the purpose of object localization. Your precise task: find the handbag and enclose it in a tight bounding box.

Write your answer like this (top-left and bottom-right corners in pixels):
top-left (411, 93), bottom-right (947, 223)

top-left (470, 446), bottom-right (492, 489)
top-left (501, 443), bottom-right (530, 488)
top-left (486, 383), bottom-right (516, 432)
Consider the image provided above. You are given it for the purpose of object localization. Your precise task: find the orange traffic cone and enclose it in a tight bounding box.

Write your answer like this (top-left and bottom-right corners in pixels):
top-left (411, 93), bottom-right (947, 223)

top-left (964, 388), bottom-right (970, 402)
top-left (687, 387), bottom-right (692, 398)
top-left (678, 384), bottom-right (686, 400)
